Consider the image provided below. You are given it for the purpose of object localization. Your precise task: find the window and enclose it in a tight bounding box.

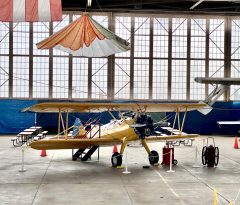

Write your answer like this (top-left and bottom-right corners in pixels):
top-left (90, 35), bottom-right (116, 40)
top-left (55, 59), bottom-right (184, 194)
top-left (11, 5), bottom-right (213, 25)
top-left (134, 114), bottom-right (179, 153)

top-left (190, 19), bottom-right (206, 100)
top-left (72, 58), bottom-right (88, 99)
top-left (134, 59), bottom-right (149, 99)
top-left (92, 58), bottom-right (108, 99)
top-left (52, 57), bottom-right (69, 98)
top-left (114, 58), bottom-right (130, 99)
top-left (172, 60), bottom-right (187, 100)
top-left (13, 57), bottom-right (29, 98)
top-left (33, 57), bottom-right (49, 98)
top-left (13, 23), bottom-right (29, 55)
top-left (0, 56), bottom-right (9, 97)
top-left (0, 12), bottom-right (236, 102)
top-left (152, 60), bottom-right (168, 99)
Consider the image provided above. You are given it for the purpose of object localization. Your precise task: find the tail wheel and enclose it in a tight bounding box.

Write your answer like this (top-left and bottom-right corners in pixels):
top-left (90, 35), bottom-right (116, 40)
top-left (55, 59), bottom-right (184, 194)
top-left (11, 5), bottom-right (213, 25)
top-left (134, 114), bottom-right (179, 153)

top-left (111, 152), bottom-right (122, 167)
top-left (202, 146), bottom-right (207, 165)
top-left (214, 147), bottom-right (219, 166)
top-left (149, 150), bottom-right (159, 165)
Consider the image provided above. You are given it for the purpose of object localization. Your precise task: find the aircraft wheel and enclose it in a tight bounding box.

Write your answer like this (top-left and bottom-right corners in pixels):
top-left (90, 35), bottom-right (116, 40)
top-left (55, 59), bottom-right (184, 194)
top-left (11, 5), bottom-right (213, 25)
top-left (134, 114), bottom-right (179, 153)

top-left (173, 159), bottom-right (178, 165)
top-left (111, 152), bottom-right (122, 167)
top-left (202, 146), bottom-right (207, 165)
top-left (214, 147), bottom-right (219, 166)
top-left (149, 150), bottom-right (159, 165)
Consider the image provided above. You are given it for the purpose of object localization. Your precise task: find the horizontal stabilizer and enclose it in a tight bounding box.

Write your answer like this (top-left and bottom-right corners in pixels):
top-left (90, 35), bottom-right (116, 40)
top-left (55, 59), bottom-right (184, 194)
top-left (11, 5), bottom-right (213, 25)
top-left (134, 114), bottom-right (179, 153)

top-left (195, 77), bottom-right (240, 85)
top-left (217, 121), bottom-right (240, 125)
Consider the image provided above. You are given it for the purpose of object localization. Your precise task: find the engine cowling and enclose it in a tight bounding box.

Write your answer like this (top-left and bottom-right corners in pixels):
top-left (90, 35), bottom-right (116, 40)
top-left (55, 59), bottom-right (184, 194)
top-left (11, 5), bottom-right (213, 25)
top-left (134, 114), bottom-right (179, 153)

top-left (133, 114), bottom-right (154, 139)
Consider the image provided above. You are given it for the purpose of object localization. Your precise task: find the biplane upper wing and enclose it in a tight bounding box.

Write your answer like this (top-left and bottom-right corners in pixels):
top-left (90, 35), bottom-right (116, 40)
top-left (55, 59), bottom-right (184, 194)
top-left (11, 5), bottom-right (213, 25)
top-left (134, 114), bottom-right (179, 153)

top-left (22, 102), bottom-right (206, 113)
top-left (30, 138), bottom-right (123, 150)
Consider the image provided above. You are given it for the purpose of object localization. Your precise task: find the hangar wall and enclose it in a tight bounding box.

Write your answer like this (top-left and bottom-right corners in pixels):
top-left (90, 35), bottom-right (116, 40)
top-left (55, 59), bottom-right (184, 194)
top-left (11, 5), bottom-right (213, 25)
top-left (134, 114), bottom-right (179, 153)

top-left (1, 12), bottom-right (240, 102)
top-left (0, 99), bottom-right (239, 135)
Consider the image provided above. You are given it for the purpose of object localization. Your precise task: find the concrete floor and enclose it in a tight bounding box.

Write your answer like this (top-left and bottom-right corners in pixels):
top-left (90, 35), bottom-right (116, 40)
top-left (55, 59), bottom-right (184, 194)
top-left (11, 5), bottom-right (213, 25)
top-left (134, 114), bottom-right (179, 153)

top-left (0, 135), bottom-right (240, 205)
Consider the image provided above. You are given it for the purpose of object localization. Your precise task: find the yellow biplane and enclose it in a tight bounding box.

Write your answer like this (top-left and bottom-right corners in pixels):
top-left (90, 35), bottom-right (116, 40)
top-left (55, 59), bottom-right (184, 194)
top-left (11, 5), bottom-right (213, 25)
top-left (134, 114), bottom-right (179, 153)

top-left (23, 102), bottom-right (206, 167)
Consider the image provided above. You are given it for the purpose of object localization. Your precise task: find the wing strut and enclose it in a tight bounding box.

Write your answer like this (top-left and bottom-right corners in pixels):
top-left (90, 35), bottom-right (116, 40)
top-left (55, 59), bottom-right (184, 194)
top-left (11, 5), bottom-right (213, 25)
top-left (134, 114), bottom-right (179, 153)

top-left (57, 109), bottom-right (61, 139)
top-left (60, 112), bottom-right (66, 136)
top-left (171, 107), bottom-right (188, 136)
top-left (171, 110), bottom-right (178, 136)
top-left (65, 110), bottom-right (69, 140)
top-left (180, 107), bottom-right (188, 135)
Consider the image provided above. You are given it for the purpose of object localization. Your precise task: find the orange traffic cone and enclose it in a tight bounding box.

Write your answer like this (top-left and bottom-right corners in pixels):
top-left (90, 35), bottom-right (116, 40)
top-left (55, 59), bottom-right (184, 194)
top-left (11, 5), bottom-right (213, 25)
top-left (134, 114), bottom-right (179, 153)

top-left (40, 150), bottom-right (47, 157)
top-left (234, 136), bottom-right (239, 149)
top-left (113, 145), bottom-right (118, 153)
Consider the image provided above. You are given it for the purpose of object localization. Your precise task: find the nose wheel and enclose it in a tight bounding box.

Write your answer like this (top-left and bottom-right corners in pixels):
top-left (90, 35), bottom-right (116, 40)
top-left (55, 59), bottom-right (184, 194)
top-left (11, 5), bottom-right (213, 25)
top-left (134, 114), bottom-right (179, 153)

top-left (149, 150), bottom-right (159, 165)
top-left (111, 152), bottom-right (122, 167)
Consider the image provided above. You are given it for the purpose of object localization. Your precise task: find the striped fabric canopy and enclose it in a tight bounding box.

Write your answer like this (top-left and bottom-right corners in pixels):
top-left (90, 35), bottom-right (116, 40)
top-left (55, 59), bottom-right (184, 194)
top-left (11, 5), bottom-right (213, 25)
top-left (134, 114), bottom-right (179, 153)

top-left (0, 0), bottom-right (62, 22)
top-left (36, 13), bottom-right (130, 57)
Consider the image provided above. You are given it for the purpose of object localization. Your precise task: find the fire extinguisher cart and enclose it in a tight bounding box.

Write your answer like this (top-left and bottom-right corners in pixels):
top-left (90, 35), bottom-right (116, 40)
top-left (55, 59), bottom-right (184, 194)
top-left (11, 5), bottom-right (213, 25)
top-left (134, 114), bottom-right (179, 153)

top-left (161, 145), bottom-right (178, 165)
top-left (202, 137), bottom-right (219, 167)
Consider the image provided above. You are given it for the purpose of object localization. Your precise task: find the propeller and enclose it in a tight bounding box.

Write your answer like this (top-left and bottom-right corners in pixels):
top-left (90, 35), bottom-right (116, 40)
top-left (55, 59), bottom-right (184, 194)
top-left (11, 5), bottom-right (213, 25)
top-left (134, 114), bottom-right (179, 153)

top-left (130, 124), bottom-right (147, 128)
top-left (153, 121), bottom-right (170, 127)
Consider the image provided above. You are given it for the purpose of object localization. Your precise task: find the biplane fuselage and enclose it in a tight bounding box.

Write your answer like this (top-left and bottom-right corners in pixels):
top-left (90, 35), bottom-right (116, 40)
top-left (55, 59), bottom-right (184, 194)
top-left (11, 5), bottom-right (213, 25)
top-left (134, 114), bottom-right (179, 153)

top-left (30, 117), bottom-right (147, 150)
top-left (98, 118), bottom-right (137, 140)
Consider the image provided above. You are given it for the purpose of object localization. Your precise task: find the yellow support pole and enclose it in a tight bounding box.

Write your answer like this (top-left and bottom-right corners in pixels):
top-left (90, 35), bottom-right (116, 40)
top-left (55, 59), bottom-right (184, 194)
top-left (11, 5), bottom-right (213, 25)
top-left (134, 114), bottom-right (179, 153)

top-left (229, 201), bottom-right (232, 205)
top-left (213, 189), bottom-right (217, 205)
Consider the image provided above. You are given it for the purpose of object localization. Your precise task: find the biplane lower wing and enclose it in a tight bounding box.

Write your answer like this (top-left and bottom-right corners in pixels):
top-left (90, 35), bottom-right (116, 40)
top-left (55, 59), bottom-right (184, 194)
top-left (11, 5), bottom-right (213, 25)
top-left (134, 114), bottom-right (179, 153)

top-left (30, 134), bottom-right (198, 150)
top-left (145, 134), bottom-right (198, 142)
top-left (30, 138), bottom-right (123, 150)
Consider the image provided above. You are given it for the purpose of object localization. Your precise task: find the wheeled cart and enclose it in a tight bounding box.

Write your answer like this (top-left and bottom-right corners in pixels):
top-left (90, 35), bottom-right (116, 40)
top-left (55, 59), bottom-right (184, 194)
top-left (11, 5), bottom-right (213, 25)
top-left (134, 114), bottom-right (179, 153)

top-left (202, 137), bottom-right (219, 167)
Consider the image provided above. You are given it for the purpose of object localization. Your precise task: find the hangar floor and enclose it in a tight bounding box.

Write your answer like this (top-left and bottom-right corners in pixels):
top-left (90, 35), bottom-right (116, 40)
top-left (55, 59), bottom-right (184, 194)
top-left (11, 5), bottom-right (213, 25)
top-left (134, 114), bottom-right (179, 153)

top-left (0, 135), bottom-right (239, 205)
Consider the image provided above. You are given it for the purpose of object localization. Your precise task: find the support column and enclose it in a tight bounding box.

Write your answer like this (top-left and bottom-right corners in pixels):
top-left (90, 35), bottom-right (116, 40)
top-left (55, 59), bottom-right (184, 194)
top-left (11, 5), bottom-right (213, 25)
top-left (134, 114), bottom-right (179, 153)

top-left (205, 18), bottom-right (210, 98)
top-left (186, 18), bottom-right (191, 100)
top-left (168, 18), bottom-right (172, 100)
top-left (130, 15), bottom-right (135, 99)
top-left (29, 23), bottom-right (33, 99)
top-left (107, 12), bottom-right (115, 100)
top-left (9, 23), bottom-right (13, 98)
top-left (149, 17), bottom-right (153, 100)
top-left (224, 17), bottom-right (231, 101)
top-left (88, 58), bottom-right (92, 99)
top-left (49, 23), bottom-right (53, 99)
top-left (68, 14), bottom-right (73, 100)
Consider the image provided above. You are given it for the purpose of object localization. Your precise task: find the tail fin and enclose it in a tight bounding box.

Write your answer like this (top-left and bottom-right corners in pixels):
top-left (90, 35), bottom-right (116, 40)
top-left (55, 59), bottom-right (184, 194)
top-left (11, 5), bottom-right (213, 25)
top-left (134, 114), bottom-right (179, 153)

top-left (197, 102), bottom-right (213, 115)
top-left (72, 118), bottom-right (83, 137)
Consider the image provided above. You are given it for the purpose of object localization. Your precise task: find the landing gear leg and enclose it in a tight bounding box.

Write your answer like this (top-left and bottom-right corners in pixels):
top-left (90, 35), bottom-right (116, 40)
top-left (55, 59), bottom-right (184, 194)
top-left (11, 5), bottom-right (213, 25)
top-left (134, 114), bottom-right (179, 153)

top-left (142, 139), bottom-right (159, 165)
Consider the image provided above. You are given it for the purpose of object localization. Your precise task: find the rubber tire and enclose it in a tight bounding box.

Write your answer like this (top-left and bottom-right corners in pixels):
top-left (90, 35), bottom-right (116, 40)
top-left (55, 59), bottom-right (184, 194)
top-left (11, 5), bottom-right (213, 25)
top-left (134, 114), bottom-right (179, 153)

top-left (214, 147), bottom-right (219, 166)
top-left (111, 152), bottom-right (122, 167)
top-left (202, 146), bottom-right (207, 165)
top-left (149, 150), bottom-right (159, 165)
top-left (173, 159), bottom-right (178, 165)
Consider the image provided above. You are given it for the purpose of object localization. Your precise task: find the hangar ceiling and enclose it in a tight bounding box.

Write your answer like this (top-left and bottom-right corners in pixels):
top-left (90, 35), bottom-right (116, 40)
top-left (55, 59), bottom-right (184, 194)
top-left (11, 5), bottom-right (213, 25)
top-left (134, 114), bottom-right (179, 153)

top-left (62, 0), bottom-right (240, 13)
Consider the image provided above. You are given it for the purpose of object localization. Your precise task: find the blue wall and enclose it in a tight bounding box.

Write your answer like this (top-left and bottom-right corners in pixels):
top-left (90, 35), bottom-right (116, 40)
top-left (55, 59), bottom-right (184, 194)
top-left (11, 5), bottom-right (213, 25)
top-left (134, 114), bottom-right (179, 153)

top-left (168, 102), bottom-right (240, 135)
top-left (0, 100), bottom-right (37, 134)
top-left (0, 99), bottom-right (240, 135)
